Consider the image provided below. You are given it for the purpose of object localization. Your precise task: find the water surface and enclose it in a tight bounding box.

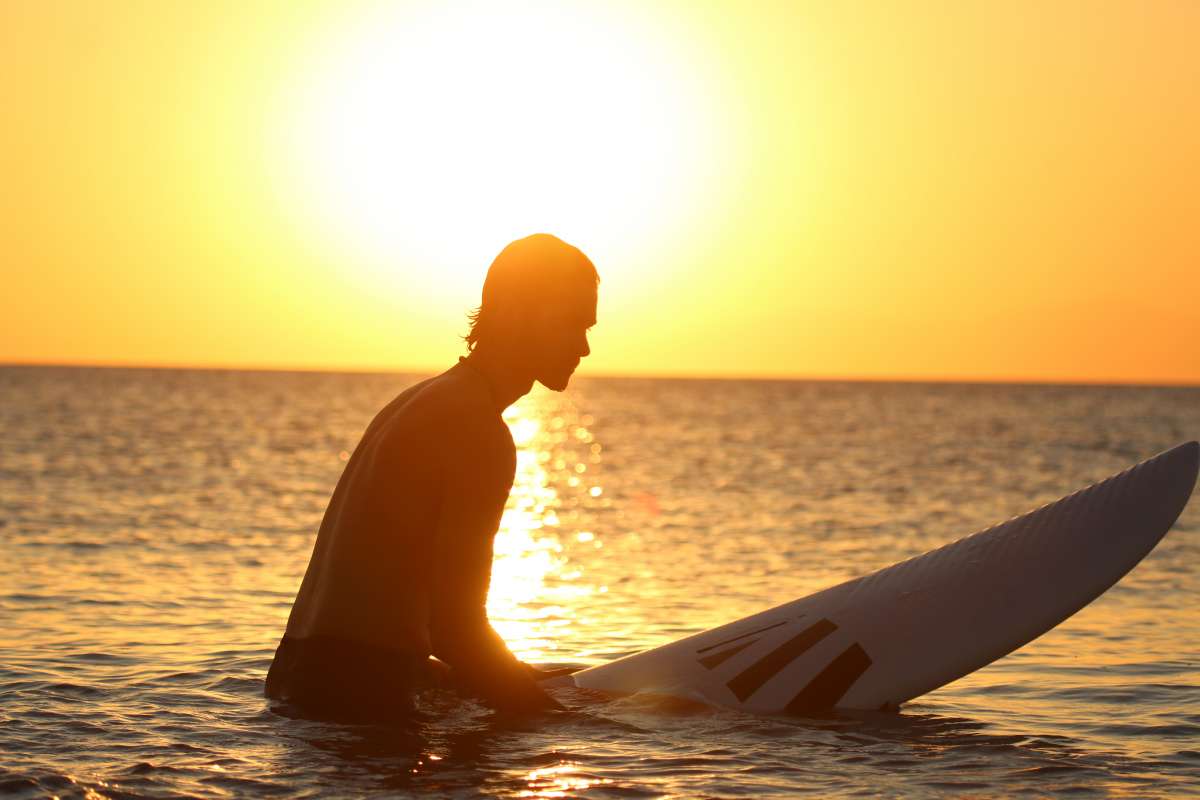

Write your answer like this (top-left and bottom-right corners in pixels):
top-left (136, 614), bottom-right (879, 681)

top-left (2, 366), bottom-right (1197, 797)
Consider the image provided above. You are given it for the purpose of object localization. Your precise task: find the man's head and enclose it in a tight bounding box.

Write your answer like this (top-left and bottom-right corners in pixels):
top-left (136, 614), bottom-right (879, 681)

top-left (466, 233), bottom-right (598, 391)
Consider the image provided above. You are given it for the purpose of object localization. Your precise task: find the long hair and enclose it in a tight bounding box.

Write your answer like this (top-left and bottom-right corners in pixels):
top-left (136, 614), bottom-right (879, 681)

top-left (465, 233), bottom-right (598, 351)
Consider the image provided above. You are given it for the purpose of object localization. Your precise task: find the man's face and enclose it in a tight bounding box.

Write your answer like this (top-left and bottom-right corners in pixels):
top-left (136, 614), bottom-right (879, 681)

top-left (527, 286), bottom-right (596, 392)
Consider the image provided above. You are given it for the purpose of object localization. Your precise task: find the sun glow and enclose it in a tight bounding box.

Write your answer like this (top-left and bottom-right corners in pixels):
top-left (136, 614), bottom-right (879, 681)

top-left (281, 0), bottom-right (732, 301)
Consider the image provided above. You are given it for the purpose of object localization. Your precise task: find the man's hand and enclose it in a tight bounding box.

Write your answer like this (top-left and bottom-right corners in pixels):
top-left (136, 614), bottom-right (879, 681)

top-left (522, 662), bottom-right (581, 681)
top-left (465, 661), bottom-right (565, 713)
top-left (497, 670), bottom-right (565, 713)
top-left (431, 650), bottom-right (566, 712)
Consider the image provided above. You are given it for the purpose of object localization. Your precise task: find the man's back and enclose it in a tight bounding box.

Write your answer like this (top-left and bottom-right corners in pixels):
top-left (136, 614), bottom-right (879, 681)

top-left (282, 362), bottom-right (514, 657)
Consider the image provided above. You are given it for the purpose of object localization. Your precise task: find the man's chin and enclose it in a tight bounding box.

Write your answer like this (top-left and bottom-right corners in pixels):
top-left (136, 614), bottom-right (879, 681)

top-left (536, 369), bottom-right (574, 392)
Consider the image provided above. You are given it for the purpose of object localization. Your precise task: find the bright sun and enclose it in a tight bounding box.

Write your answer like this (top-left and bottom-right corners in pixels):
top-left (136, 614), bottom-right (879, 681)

top-left (281, 0), bottom-right (730, 301)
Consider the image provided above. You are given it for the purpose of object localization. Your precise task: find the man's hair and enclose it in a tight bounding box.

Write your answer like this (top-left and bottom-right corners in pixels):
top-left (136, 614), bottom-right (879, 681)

top-left (465, 233), bottom-right (598, 351)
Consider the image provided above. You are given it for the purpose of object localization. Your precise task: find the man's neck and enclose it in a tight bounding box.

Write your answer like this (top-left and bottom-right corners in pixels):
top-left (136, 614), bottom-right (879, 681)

top-left (461, 350), bottom-right (533, 412)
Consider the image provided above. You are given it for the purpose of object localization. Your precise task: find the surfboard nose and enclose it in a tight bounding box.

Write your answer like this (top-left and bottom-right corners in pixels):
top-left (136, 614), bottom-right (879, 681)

top-left (1173, 440), bottom-right (1198, 478)
top-left (1175, 439), bottom-right (1199, 477)
top-left (1159, 439), bottom-right (1198, 469)
top-left (1151, 441), bottom-right (1198, 531)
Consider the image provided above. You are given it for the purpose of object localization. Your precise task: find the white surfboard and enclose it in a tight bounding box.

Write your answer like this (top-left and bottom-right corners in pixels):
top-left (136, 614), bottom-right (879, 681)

top-left (571, 441), bottom-right (1198, 713)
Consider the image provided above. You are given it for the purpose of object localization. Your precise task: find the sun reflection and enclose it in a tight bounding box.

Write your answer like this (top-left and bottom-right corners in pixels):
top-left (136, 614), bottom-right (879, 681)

top-left (488, 393), bottom-right (602, 662)
top-left (519, 762), bottom-right (611, 798)
top-left (507, 415), bottom-right (541, 448)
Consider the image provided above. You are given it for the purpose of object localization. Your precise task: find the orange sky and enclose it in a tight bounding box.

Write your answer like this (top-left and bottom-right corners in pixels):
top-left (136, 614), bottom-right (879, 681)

top-left (3, 1), bottom-right (1198, 384)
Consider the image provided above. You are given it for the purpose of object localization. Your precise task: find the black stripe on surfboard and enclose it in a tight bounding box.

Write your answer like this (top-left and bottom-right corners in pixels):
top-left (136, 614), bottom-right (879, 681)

top-left (784, 643), bottom-right (872, 714)
top-left (697, 638), bottom-right (759, 670)
top-left (695, 619), bottom-right (790, 654)
top-left (726, 619), bottom-right (837, 702)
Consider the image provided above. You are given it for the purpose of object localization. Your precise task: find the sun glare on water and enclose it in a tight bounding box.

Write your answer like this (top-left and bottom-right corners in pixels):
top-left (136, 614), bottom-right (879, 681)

top-left (485, 397), bottom-right (602, 662)
top-left (281, 0), bottom-right (730, 299)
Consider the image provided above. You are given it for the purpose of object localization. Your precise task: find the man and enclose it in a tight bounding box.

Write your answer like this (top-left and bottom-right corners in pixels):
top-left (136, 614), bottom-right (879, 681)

top-left (265, 233), bottom-right (598, 722)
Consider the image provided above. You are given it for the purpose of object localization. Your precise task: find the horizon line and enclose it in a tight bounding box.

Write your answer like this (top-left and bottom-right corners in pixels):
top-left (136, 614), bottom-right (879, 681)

top-left (3, 358), bottom-right (1199, 390)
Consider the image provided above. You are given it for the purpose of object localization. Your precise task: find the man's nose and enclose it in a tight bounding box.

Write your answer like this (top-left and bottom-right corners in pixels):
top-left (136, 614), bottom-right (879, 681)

top-left (579, 333), bottom-right (591, 358)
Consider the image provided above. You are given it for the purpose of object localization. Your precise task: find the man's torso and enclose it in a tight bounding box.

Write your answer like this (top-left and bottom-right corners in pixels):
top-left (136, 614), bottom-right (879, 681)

top-left (281, 362), bottom-right (515, 656)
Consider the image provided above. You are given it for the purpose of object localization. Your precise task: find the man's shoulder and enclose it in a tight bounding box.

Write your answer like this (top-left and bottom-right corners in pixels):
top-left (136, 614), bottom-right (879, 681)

top-left (405, 368), bottom-right (499, 429)
top-left (376, 368), bottom-right (511, 459)
top-left (407, 371), bottom-right (514, 489)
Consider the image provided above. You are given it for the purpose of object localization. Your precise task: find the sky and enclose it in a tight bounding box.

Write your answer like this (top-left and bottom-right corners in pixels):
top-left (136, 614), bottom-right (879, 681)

top-left (3, 0), bottom-right (1198, 384)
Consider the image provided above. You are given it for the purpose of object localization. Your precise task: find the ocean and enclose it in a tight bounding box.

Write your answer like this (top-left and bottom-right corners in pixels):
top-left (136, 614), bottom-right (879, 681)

top-left (1, 365), bottom-right (1197, 798)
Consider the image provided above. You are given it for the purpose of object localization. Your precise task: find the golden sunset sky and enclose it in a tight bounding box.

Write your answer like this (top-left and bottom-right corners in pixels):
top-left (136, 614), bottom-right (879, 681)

top-left (3, 1), bottom-right (1198, 383)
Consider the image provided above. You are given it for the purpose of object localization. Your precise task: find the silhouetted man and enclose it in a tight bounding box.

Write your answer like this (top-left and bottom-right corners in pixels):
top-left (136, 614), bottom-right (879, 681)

top-left (266, 233), bottom-right (597, 721)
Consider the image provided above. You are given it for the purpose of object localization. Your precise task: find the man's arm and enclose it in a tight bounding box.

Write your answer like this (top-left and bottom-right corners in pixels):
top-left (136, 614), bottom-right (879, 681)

top-left (426, 417), bottom-right (561, 712)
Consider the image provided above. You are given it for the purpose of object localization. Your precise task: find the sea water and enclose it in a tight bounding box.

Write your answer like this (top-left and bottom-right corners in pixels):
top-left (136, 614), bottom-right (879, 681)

top-left (1, 365), bottom-right (1197, 798)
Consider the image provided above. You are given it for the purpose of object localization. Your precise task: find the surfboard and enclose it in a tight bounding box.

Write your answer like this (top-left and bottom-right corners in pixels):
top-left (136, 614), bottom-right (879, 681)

top-left (570, 441), bottom-right (1198, 713)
